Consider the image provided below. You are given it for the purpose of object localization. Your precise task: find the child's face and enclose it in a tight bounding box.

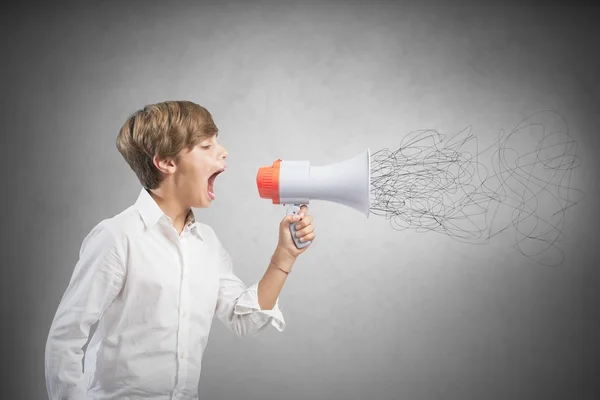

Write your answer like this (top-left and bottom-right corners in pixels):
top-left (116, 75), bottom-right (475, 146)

top-left (173, 134), bottom-right (228, 208)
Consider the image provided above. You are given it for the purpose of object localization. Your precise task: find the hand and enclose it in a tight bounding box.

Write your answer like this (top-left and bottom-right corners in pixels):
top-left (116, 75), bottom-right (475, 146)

top-left (277, 205), bottom-right (315, 259)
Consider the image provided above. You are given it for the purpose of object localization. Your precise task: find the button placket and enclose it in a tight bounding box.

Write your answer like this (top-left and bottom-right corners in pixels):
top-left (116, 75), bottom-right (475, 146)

top-left (177, 234), bottom-right (189, 394)
top-left (174, 235), bottom-right (190, 394)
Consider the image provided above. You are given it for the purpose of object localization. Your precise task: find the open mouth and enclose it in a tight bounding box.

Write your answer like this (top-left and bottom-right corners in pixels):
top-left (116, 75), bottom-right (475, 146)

top-left (207, 167), bottom-right (226, 200)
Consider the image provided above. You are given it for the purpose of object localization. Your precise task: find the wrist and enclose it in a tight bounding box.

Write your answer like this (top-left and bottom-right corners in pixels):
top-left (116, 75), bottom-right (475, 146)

top-left (274, 246), bottom-right (297, 263)
top-left (272, 246), bottom-right (296, 271)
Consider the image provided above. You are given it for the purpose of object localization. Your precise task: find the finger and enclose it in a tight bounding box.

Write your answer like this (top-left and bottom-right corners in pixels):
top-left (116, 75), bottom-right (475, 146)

top-left (299, 231), bottom-right (315, 243)
top-left (295, 224), bottom-right (314, 238)
top-left (283, 213), bottom-right (301, 227)
top-left (299, 204), bottom-right (309, 218)
top-left (295, 215), bottom-right (313, 230)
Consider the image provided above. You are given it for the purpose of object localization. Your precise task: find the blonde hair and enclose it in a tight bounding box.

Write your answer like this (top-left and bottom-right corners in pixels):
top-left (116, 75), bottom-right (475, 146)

top-left (116, 101), bottom-right (218, 189)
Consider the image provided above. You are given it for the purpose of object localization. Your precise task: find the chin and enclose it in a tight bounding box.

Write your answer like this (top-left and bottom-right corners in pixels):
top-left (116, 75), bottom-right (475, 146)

top-left (193, 197), bottom-right (211, 208)
top-left (196, 191), bottom-right (214, 208)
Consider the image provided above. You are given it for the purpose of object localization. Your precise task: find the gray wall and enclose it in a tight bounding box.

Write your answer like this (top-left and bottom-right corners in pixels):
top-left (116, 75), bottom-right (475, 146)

top-left (2, 1), bottom-right (598, 399)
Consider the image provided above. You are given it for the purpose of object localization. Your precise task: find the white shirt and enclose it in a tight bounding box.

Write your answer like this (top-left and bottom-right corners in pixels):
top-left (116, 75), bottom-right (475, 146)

top-left (45, 188), bottom-right (285, 400)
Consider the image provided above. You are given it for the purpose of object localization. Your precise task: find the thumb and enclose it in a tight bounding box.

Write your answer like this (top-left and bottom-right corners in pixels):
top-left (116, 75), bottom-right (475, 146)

top-left (282, 213), bottom-right (301, 227)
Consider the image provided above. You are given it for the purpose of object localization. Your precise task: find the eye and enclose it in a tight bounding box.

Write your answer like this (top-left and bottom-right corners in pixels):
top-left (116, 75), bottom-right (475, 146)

top-left (201, 144), bottom-right (212, 150)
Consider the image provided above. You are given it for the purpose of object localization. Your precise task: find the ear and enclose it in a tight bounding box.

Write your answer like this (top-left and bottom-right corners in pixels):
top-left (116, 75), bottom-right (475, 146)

top-left (153, 155), bottom-right (177, 175)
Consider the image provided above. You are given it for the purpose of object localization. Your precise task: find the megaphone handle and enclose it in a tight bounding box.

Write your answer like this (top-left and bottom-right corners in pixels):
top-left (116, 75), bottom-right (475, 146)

top-left (286, 204), bottom-right (311, 249)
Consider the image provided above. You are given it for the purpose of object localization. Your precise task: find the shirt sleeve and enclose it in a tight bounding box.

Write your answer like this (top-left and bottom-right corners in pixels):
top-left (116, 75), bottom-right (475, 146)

top-left (213, 239), bottom-right (286, 336)
top-left (45, 221), bottom-right (126, 400)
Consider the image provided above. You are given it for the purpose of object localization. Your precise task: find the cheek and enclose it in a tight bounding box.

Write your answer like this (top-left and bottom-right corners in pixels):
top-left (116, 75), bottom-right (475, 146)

top-left (177, 165), bottom-right (205, 188)
top-left (179, 154), bottom-right (212, 187)
top-left (192, 167), bottom-right (211, 189)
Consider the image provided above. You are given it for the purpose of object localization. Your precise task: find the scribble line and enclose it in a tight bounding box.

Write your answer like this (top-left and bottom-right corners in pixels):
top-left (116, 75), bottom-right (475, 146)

top-left (370, 111), bottom-right (584, 267)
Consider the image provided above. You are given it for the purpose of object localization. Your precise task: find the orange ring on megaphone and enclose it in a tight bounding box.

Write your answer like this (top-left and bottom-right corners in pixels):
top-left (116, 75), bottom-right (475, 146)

top-left (256, 159), bottom-right (281, 204)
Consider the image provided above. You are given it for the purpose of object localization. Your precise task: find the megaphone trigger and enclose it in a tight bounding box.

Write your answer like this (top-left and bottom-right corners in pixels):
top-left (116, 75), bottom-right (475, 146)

top-left (286, 204), bottom-right (311, 249)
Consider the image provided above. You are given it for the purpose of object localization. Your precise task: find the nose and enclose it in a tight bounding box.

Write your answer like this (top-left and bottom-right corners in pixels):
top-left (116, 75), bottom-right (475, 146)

top-left (220, 145), bottom-right (228, 161)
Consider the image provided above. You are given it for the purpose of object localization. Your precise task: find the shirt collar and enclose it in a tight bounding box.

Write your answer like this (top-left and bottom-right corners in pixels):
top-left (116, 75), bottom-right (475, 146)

top-left (134, 188), bottom-right (202, 238)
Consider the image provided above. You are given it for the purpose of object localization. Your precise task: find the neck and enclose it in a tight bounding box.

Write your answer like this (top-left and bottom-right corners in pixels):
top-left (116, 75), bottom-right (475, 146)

top-left (147, 186), bottom-right (190, 234)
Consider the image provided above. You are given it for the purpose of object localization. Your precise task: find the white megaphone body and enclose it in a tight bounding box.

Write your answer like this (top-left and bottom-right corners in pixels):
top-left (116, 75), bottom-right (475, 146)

top-left (256, 149), bottom-right (371, 248)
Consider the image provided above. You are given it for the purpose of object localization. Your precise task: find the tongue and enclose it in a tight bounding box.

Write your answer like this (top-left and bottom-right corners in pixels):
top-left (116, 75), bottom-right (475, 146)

top-left (208, 178), bottom-right (216, 199)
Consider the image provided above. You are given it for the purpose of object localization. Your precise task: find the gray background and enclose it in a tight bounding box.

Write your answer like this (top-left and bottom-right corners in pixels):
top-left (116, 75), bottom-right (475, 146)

top-left (1, 0), bottom-right (598, 399)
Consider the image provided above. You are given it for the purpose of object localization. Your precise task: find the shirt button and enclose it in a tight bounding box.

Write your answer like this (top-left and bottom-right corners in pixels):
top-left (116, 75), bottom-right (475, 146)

top-left (180, 352), bottom-right (185, 359)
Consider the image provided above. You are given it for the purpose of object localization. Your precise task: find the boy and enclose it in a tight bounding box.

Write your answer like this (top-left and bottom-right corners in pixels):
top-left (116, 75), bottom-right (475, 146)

top-left (44, 101), bottom-right (315, 399)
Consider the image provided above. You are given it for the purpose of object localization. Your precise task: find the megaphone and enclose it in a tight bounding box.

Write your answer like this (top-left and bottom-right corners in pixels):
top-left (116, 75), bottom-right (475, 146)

top-left (256, 149), bottom-right (371, 248)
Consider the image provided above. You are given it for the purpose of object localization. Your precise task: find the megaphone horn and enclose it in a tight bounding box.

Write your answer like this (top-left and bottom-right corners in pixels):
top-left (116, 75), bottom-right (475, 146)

top-left (256, 149), bottom-right (371, 248)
